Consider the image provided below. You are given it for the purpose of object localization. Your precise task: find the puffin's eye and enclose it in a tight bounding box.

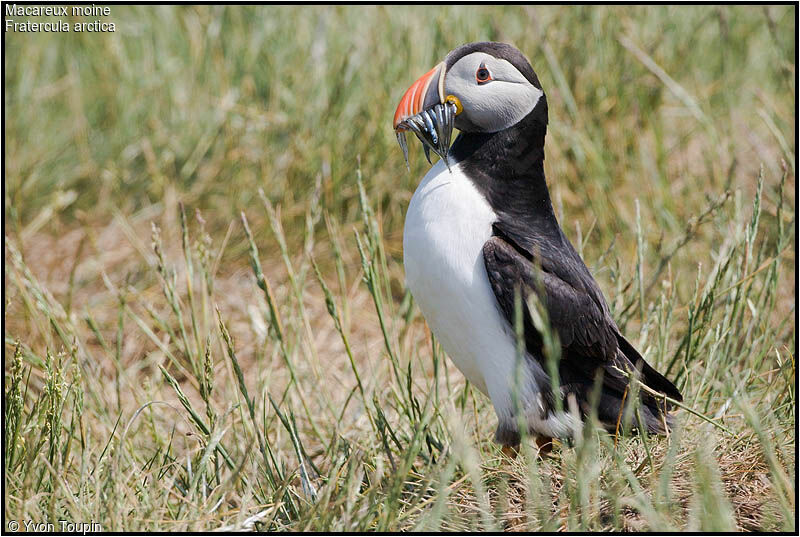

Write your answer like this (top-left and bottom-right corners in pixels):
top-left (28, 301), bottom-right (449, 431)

top-left (475, 65), bottom-right (492, 84)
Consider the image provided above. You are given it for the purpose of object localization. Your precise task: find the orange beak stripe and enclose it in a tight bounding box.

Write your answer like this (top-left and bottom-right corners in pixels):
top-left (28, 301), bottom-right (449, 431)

top-left (393, 62), bottom-right (444, 129)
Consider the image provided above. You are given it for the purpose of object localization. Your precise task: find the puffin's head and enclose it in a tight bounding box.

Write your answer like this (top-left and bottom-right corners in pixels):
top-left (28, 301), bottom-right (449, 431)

top-left (393, 42), bottom-right (545, 156)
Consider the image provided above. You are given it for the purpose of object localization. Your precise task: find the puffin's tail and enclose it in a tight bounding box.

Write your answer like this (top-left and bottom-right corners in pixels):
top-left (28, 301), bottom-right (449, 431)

top-left (561, 334), bottom-right (682, 435)
top-left (617, 334), bottom-right (682, 402)
top-left (608, 334), bottom-right (682, 434)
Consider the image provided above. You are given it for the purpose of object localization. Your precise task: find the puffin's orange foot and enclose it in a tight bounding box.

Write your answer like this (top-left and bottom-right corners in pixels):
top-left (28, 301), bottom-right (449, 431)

top-left (501, 444), bottom-right (520, 460)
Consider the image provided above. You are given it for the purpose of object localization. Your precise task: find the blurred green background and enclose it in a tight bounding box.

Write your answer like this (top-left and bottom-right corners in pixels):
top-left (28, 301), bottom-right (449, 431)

top-left (6, 5), bottom-right (794, 244)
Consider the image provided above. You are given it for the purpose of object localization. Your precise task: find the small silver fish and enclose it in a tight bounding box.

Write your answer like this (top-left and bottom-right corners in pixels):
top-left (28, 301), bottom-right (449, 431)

top-left (395, 101), bottom-right (457, 171)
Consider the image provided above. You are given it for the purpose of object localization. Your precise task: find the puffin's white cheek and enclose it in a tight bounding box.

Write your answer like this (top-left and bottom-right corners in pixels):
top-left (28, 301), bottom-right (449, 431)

top-left (468, 84), bottom-right (543, 132)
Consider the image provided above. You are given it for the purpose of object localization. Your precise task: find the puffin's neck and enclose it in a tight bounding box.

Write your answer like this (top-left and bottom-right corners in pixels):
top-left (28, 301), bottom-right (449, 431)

top-left (449, 100), bottom-right (561, 234)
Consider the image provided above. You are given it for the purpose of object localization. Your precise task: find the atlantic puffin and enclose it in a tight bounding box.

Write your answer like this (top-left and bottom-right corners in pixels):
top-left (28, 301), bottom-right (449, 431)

top-left (394, 42), bottom-right (682, 451)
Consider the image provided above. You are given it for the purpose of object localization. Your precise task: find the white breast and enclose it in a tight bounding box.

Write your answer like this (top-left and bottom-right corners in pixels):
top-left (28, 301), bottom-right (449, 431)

top-left (402, 160), bottom-right (584, 439)
top-left (403, 160), bottom-right (520, 413)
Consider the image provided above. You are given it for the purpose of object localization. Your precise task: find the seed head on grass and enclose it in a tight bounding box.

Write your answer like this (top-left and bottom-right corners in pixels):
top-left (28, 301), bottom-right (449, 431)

top-left (5, 341), bottom-right (26, 470)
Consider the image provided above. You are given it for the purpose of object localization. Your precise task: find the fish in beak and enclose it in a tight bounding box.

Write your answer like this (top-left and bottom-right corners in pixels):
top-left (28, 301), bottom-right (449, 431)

top-left (393, 62), bottom-right (459, 170)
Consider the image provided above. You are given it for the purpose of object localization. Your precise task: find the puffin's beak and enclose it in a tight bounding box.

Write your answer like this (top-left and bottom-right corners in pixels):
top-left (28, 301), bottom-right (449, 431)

top-left (393, 62), bottom-right (445, 130)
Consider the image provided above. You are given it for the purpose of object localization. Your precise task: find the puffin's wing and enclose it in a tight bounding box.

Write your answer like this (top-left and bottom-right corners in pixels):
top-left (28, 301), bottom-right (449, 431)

top-left (482, 235), bottom-right (619, 361)
top-left (482, 234), bottom-right (683, 404)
